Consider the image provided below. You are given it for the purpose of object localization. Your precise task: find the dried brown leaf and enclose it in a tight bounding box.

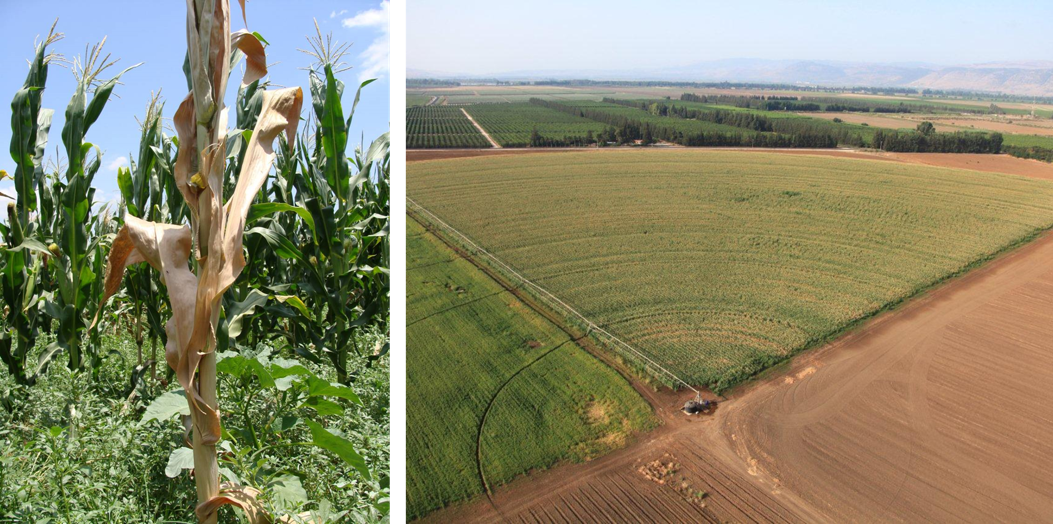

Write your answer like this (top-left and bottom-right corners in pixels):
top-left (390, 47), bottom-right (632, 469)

top-left (232, 29), bottom-right (267, 87)
top-left (196, 483), bottom-right (271, 523)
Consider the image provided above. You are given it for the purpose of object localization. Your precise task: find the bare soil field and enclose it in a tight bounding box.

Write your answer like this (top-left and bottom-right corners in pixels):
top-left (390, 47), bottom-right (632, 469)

top-left (719, 229), bottom-right (1053, 522)
top-left (839, 92), bottom-right (1053, 112)
top-left (922, 116), bottom-right (1053, 136)
top-left (416, 151), bottom-right (1053, 522)
top-left (800, 111), bottom-right (929, 130)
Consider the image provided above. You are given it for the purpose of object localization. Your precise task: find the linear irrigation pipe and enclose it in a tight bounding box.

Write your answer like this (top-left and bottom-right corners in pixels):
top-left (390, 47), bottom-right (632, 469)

top-left (408, 197), bottom-right (700, 395)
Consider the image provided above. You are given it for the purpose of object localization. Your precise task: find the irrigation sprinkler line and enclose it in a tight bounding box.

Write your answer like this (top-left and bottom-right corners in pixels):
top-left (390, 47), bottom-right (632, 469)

top-left (408, 196), bottom-right (700, 395)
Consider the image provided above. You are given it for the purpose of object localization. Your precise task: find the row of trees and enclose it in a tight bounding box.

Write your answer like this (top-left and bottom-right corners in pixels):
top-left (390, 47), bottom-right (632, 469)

top-left (1004, 145), bottom-right (1053, 162)
top-left (609, 98), bottom-right (776, 131)
top-left (758, 100), bottom-right (822, 111)
top-left (529, 98), bottom-right (1009, 154)
top-left (871, 128), bottom-right (1003, 153)
top-left (531, 98), bottom-right (838, 148)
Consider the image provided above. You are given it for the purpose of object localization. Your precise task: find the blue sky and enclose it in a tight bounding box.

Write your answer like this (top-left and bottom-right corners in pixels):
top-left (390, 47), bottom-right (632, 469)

top-left (0, 0), bottom-right (390, 207)
top-left (409, 0), bottom-right (1053, 75)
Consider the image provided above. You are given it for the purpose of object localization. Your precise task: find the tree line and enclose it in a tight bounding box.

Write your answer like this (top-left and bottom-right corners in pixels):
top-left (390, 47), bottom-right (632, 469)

top-left (1004, 145), bottom-right (1053, 162)
top-left (871, 128), bottom-right (1003, 153)
top-left (529, 98), bottom-right (1006, 154)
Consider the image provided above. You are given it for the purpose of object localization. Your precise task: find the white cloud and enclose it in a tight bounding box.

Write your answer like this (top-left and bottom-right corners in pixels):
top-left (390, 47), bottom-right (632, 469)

top-left (330, 9), bottom-right (347, 19)
top-left (106, 155), bottom-right (128, 172)
top-left (342, 1), bottom-right (389, 83)
top-left (0, 183), bottom-right (15, 204)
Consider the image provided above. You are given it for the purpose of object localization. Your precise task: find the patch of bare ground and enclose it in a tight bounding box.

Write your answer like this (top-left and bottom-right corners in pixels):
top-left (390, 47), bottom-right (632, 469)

top-left (415, 152), bottom-right (1053, 523)
top-left (801, 111), bottom-right (921, 130)
top-left (922, 116), bottom-right (1053, 136)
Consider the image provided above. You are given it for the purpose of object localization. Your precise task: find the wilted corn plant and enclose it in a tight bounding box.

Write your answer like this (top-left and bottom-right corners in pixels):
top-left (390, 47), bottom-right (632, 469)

top-left (96, 0), bottom-right (300, 520)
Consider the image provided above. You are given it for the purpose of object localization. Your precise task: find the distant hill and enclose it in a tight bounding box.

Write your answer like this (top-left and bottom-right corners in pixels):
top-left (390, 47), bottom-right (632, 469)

top-left (910, 67), bottom-right (1053, 96)
top-left (409, 59), bottom-right (1053, 97)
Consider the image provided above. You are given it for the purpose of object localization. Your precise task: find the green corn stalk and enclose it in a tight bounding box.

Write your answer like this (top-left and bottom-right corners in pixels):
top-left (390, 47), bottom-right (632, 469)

top-left (246, 56), bottom-right (389, 385)
top-left (116, 95), bottom-right (171, 379)
top-left (46, 38), bottom-right (138, 374)
top-left (0, 24), bottom-right (60, 386)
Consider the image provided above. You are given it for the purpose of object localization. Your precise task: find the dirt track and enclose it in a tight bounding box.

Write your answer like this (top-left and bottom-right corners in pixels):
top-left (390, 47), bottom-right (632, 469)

top-left (415, 150), bottom-right (1053, 522)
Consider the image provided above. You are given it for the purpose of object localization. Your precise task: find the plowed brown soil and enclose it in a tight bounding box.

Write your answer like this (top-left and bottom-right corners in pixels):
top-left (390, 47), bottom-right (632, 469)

top-left (417, 152), bottom-right (1053, 523)
top-left (720, 229), bottom-right (1053, 522)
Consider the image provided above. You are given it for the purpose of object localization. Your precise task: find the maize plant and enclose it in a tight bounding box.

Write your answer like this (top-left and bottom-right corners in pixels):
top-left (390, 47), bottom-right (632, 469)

top-left (241, 59), bottom-right (390, 385)
top-left (116, 95), bottom-right (175, 381)
top-left (45, 37), bottom-right (138, 375)
top-left (97, 0), bottom-right (303, 520)
top-left (0, 25), bottom-right (59, 385)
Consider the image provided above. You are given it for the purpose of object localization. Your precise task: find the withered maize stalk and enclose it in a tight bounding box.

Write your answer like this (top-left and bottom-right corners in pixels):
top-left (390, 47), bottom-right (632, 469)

top-left (96, 0), bottom-right (301, 521)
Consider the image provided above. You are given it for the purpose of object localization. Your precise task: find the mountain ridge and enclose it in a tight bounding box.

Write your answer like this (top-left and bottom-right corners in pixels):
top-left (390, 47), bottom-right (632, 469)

top-left (409, 59), bottom-right (1053, 97)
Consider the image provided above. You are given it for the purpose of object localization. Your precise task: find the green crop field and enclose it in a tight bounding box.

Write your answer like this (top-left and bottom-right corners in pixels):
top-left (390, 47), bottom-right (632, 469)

top-left (406, 218), bottom-right (657, 519)
top-left (407, 106), bottom-right (492, 148)
top-left (1002, 133), bottom-right (1053, 149)
top-left (407, 94), bottom-right (432, 107)
top-left (409, 150), bottom-right (1053, 392)
top-left (567, 100), bottom-right (762, 136)
top-left (464, 103), bottom-right (608, 146)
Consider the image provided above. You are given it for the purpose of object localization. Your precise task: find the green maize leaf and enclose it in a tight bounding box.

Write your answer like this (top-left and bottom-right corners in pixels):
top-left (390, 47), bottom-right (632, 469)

top-left (32, 108), bottom-right (54, 184)
top-left (1, 238), bottom-right (51, 256)
top-left (117, 166), bottom-right (137, 215)
top-left (79, 264), bottom-right (96, 287)
top-left (305, 419), bottom-right (369, 479)
top-left (347, 78), bottom-right (376, 133)
top-left (245, 227), bottom-right (325, 290)
top-left (139, 389), bottom-right (191, 426)
top-left (319, 65), bottom-right (349, 201)
top-left (246, 202), bottom-right (316, 237)
top-left (349, 132), bottom-right (388, 202)
top-left (305, 197), bottom-right (335, 257)
top-left (10, 88), bottom-right (40, 219)
top-left (83, 64), bottom-right (140, 132)
top-left (227, 289), bottom-right (269, 338)
top-left (275, 294), bottom-right (313, 322)
top-left (34, 340), bottom-right (65, 377)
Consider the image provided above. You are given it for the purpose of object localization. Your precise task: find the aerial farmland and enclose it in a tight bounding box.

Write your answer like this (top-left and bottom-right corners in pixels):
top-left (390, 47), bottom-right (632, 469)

top-left (406, 1), bottom-right (1053, 521)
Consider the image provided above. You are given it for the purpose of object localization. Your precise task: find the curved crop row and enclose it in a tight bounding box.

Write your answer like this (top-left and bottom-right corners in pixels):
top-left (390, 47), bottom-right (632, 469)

top-left (408, 150), bottom-right (1053, 391)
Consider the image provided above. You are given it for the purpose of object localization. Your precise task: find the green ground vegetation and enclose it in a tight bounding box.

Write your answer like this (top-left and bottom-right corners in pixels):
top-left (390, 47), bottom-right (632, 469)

top-left (407, 94), bottom-right (433, 107)
top-left (464, 103), bottom-right (608, 147)
top-left (407, 106), bottom-right (491, 148)
top-left (406, 218), bottom-right (657, 519)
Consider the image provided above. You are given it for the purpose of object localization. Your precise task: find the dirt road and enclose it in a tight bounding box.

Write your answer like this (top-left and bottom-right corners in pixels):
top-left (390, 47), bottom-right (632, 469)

top-left (460, 108), bottom-right (500, 148)
top-left (415, 151), bottom-right (1053, 522)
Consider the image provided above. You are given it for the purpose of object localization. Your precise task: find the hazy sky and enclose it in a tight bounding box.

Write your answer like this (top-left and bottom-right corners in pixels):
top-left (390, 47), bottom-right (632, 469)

top-left (0, 0), bottom-right (390, 208)
top-left (409, 0), bottom-right (1052, 75)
